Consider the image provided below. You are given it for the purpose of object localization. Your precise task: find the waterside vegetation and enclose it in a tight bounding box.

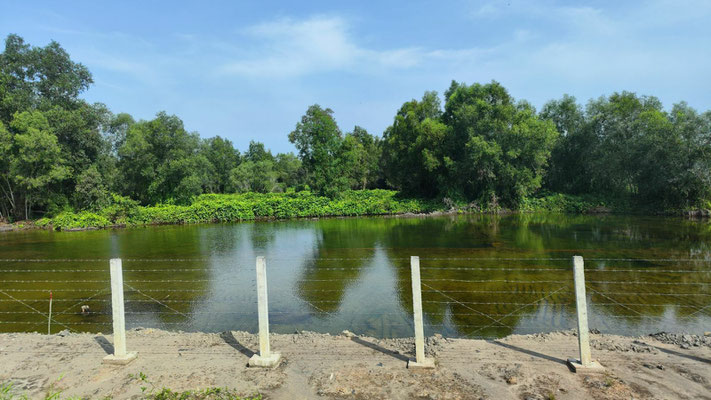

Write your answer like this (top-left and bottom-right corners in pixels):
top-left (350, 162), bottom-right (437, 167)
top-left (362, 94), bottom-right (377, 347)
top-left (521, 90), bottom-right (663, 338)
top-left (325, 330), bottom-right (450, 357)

top-left (1, 35), bottom-right (709, 230)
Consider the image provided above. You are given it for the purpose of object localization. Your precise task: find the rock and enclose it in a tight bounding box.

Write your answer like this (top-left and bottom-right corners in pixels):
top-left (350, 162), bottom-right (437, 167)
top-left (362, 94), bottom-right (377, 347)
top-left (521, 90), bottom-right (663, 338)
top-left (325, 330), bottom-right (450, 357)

top-left (56, 329), bottom-right (70, 337)
top-left (506, 376), bottom-right (518, 385)
top-left (341, 330), bottom-right (355, 338)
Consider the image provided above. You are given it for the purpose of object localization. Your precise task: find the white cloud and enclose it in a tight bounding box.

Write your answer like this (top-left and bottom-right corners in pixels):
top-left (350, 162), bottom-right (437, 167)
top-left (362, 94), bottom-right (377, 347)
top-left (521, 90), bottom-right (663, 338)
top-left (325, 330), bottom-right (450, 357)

top-left (218, 16), bottom-right (430, 78)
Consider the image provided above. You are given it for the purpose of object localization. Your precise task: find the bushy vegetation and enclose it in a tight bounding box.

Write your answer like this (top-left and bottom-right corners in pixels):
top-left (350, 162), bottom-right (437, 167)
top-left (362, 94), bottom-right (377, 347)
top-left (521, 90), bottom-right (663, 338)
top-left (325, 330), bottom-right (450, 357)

top-left (42, 190), bottom-right (439, 230)
top-left (519, 193), bottom-right (607, 214)
top-left (1, 34), bottom-right (709, 226)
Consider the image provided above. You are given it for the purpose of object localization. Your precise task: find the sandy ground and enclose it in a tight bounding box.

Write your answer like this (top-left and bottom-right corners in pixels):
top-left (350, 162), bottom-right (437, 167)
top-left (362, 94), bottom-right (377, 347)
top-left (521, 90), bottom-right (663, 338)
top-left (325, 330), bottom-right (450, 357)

top-left (0, 329), bottom-right (709, 399)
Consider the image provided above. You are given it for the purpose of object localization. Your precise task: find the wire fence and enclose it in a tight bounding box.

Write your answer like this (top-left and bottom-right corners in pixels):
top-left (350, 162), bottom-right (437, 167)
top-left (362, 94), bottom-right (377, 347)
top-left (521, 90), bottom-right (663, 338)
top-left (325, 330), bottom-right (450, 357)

top-left (0, 256), bottom-right (709, 339)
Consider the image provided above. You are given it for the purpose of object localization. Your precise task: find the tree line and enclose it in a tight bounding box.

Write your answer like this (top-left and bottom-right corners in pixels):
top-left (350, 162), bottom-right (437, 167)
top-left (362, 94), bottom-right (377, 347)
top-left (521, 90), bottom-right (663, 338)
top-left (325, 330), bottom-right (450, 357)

top-left (1, 34), bottom-right (709, 221)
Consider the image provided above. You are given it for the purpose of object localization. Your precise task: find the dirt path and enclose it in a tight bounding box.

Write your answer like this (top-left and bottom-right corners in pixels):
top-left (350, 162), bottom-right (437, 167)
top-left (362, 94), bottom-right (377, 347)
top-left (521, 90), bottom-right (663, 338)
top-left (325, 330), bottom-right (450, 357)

top-left (0, 329), bottom-right (709, 399)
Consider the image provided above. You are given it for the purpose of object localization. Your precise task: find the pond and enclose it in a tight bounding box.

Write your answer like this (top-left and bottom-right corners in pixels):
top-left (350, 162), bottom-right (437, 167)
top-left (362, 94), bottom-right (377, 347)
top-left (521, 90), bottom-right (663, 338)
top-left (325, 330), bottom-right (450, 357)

top-left (1, 214), bottom-right (709, 338)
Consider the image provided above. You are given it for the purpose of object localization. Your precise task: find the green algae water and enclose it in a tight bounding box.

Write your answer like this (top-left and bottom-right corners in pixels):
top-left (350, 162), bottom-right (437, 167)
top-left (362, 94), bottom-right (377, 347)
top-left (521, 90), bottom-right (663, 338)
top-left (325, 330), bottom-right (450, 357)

top-left (0, 214), bottom-right (709, 338)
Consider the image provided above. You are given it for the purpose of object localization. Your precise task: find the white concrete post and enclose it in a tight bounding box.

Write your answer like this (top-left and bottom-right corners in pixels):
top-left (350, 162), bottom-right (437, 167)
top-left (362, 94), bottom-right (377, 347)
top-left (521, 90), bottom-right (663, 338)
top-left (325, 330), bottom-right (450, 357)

top-left (103, 258), bottom-right (137, 364)
top-left (567, 256), bottom-right (603, 372)
top-left (249, 256), bottom-right (281, 368)
top-left (408, 256), bottom-right (434, 368)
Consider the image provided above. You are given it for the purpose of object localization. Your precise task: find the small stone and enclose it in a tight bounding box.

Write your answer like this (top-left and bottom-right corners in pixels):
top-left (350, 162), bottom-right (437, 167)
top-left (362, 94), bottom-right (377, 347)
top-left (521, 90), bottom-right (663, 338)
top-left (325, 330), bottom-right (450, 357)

top-left (341, 330), bottom-right (355, 338)
top-left (506, 376), bottom-right (518, 385)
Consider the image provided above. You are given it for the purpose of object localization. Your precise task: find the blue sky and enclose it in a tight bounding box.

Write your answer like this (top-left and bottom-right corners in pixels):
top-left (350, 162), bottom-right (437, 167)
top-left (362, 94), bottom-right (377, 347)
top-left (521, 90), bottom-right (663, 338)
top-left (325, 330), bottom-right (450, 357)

top-left (2, 0), bottom-right (710, 153)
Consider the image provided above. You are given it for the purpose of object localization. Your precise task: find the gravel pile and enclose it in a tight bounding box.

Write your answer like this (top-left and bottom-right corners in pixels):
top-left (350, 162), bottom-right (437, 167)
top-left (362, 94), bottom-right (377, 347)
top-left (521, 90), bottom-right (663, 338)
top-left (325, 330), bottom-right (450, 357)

top-left (649, 332), bottom-right (711, 349)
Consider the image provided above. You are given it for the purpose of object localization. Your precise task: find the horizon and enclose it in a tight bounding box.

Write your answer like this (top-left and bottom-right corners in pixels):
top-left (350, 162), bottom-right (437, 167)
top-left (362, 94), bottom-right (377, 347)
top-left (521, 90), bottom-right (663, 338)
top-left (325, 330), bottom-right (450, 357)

top-left (2, 0), bottom-right (710, 153)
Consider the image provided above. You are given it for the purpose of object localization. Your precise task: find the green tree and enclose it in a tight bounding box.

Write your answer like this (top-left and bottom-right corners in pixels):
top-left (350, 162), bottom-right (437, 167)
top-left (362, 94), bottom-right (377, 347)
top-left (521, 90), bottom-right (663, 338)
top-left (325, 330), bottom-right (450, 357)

top-left (118, 112), bottom-right (207, 204)
top-left (244, 140), bottom-right (273, 163)
top-left (74, 164), bottom-right (110, 211)
top-left (274, 152), bottom-right (302, 190)
top-left (381, 91), bottom-right (449, 197)
top-left (229, 160), bottom-right (278, 193)
top-left (289, 105), bottom-right (349, 197)
top-left (0, 121), bottom-right (13, 220)
top-left (442, 81), bottom-right (558, 205)
top-left (539, 95), bottom-right (589, 193)
top-left (8, 111), bottom-right (70, 218)
top-left (343, 126), bottom-right (381, 189)
top-left (0, 34), bottom-right (92, 125)
top-left (201, 136), bottom-right (240, 193)
top-left (105, 112), bottom-right (135, 155)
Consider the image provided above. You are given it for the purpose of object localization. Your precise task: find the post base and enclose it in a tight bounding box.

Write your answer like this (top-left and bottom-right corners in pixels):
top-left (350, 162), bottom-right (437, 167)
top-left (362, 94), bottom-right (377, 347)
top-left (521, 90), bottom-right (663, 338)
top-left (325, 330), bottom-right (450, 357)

top-left (567, 358), bottom-right (604, 373)
top-left (249, 352), bottom-right (281, 368)
top-left (407, 357), bottom-right (435, 369)
top-left (103, 352), bottom-right (138, 365)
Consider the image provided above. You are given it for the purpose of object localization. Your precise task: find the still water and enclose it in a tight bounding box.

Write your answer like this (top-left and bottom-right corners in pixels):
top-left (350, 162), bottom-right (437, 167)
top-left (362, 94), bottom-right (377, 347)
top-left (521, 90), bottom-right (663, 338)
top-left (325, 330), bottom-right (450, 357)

top-left (1, 214), bottom-right (709, 338)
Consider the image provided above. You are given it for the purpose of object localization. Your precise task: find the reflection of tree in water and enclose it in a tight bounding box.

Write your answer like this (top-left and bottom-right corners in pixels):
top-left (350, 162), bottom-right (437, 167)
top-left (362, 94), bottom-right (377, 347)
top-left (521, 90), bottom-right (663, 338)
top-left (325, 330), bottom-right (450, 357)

top-left (117, 225), bottom-right (213, 327)
top-left (386, 214), bottom-right (711, 337)
top-left (296, 218), bottom-right (385, 314)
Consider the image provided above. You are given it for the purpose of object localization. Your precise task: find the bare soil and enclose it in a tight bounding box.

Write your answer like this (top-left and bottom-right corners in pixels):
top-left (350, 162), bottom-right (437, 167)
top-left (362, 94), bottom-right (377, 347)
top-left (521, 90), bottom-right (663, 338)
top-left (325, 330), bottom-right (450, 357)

top-left (0, 329), bottom-right (709, 399)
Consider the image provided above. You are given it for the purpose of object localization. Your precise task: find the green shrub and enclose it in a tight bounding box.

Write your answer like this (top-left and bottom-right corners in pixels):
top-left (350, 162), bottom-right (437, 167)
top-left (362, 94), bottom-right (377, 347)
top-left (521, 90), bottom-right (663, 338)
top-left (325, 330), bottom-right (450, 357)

top-left (101, 190), bottom-right (437, 227)
top-left (51, 212), bottom-right (110, 230)
top-left (100, 193), bottom-right (141, 224)
top-left (520, 193), bottom-right (606, 213)
top-left (35, 218), bottom-right (51, 228)
top-left (39, 190), bottom-right (618, 230)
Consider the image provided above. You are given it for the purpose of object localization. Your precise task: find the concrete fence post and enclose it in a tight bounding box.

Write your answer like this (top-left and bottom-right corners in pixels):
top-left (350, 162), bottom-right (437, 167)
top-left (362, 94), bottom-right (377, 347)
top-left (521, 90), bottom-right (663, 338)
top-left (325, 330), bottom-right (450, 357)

top-left (103, 258), bottom-right (137, 365)
top-left (567, 256), bottom-right (603, 372)
top-left (249, 256), bottom-right (281, 368)
top-left (408, 256), bottom-right (434, 369)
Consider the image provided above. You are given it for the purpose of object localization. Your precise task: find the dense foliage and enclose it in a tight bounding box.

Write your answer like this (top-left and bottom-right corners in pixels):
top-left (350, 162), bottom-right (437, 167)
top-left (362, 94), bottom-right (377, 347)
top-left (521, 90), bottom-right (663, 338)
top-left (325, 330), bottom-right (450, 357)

top-left (1, 34), bottom-right (710, 224)
top-left (46, 190), bottom-right (438, 230)
top-left (542, 93), bottom-right (711, 209)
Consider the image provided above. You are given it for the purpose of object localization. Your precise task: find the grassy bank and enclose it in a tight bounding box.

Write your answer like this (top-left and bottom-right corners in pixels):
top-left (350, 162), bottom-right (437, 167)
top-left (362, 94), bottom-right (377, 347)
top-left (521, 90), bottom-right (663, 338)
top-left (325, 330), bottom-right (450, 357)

top-left (36, 190), bottom-right (442, 230)
top-left (20, 190), bottom-right (622, 231)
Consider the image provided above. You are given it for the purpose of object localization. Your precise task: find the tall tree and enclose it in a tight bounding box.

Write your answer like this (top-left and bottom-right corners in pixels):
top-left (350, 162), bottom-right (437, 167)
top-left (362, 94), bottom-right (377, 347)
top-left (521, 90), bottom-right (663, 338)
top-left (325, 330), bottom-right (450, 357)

top-left (442, 81), bottom-right (558, 205)
top-left (201, 136), bottom-right (240, 193)
top-left (118, 112), bottom-right (208, 204)
top-left (289, 105), bottom-right (348, 197)
top-left (539, 95), bottom-right (589, 193)
top-left (381, 91), bottom-right (449, 196)
top-left (343, 126), bottom-right (382, 189)
top-left (0, 34), bottom-right (92, 125)
top-left (7, 111), bottom-right (70, 218)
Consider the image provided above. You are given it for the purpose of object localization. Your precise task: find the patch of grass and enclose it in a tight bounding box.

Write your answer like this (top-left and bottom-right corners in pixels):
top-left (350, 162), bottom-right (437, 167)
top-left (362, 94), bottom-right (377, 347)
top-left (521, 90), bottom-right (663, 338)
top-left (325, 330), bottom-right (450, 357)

top-left (129, 372), bottom-right (260, 400)
top-left (1, 375), bottom-right (86, 400)
top-left (148, 388), bottom-right (261, 400)
top-left (0, 382), bottom-right (29, 400)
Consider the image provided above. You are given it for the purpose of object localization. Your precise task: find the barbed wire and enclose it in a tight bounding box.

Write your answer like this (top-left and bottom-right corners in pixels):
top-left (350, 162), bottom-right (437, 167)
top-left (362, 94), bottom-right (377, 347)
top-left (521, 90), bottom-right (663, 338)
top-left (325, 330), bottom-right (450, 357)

top-left (420, 282), bottom-right (510, 328)
top-left (587, 280), bottom-right (711, 286)
top-left (0, 289), bottom-right (75, 332)
top-left (423, 300), bottom-right (573, 306)
top-left (2, 266), bottom-right (710, 274)
top-left (1, 256), bottom-right (710, 263)
top-left (422, 278), bottom-right (570, 284)
top-left (465, 287), bottom-right (568, 336)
